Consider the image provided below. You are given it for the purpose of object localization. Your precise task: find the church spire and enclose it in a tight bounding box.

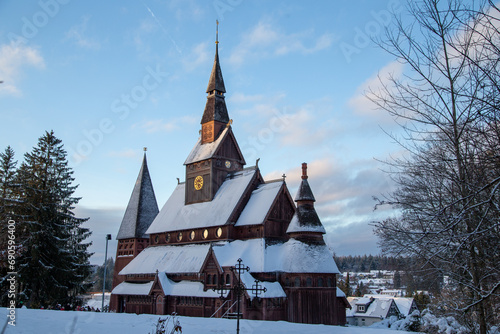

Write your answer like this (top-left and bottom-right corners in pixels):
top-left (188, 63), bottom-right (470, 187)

top-left (286, 163), bottom-right (326, 244)
top-left (116, 149), bottom-right (159, 240)
top-left (201, 21), bottom-right (229, 143)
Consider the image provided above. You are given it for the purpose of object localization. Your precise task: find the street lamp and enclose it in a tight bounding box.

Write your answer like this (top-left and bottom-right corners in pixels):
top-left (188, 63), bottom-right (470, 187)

top-left (102, 234), bottom-right (112, 311)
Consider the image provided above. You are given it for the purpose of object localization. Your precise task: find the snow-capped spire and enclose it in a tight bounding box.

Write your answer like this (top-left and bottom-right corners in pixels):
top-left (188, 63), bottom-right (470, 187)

top-left (116, 149), bottom-right (159, 240)
top-left (287, 163), bottom-right (326, 241)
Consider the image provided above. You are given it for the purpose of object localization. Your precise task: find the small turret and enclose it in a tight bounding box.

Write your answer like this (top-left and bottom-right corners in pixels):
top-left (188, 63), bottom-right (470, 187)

top-left (286, 163), bottom-right (326, 244)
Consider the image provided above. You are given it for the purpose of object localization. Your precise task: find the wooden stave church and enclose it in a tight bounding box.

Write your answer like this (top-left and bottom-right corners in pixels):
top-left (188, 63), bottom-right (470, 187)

top-left (109, 36), bottom-right (349, 326)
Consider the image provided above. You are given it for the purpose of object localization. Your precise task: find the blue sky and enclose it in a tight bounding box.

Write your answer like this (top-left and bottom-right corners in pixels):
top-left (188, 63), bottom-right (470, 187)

top-left (0, 0), bottom-right (408, 264)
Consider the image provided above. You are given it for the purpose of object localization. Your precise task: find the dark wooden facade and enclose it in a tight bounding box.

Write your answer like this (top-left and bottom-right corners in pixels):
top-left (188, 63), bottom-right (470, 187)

top-left (110, 38), bottom-right (349, 327)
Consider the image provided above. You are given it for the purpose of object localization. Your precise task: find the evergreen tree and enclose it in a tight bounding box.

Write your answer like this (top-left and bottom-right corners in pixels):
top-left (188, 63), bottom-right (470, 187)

top-left (0, 146), bottom-right (21, 305)
top-left (16, 131), bottom-right (92, 307)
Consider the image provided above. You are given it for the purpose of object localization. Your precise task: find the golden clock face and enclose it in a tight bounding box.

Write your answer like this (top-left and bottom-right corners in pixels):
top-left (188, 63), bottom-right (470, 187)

top-left (194, 175), bottom-right (203, 190)
top-left (225, 160), bottom-right (231, 168)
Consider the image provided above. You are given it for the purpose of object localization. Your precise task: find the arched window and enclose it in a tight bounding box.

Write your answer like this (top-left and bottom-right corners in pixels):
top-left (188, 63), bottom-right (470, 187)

top-left (306, 277), bottom-right (312, 287)
top-left (213, 274), bottom-right (218, 286)
top-left (318, 278), bottom-right (324, 287)
top-left (207, 274), bottom-right (212, 285)
top-left (285, 277), bottom-right (290, 287)
top-left (226, 274), bottom-right (231, 285)
top-left (294, 277), bottom-right (300, 287)
top-left (327, 277), bottom-right (333, 287)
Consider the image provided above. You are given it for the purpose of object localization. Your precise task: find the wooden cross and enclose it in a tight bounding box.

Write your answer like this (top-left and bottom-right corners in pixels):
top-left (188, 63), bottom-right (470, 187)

top-left (213, 258), bottom-right (267, 334)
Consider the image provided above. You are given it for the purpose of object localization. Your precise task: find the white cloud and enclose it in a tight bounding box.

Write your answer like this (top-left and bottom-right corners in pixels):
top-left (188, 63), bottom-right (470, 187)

top-left (0, 42), bottom-right (45, 96)
top-left (64, 16), bottom-right (101, 50)
top-left (229, 20), bottom-right (334, 66)
top-left (348, 60), bottom-right (404, 122)
top-left (107, 149), bottom-right (139, 158)
top-left (133, 116), bottom-right (197, 133)
top-left (182, 42), bottom-right (210, 71)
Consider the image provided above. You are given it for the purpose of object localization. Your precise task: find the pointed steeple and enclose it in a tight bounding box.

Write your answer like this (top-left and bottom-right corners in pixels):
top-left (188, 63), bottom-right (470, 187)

top-left (206, 21), bottom-right (226, 94)
top-left (287, 163), bottom-right (326, 242)
top-left (201, 21), bottom-right (229, 136)
top-left (117, 148), bottom-right (159, 240)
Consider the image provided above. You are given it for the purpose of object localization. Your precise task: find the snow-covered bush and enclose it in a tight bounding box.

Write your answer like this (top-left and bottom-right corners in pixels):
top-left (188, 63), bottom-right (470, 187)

top-left (419, 309), bottom-right (470, 334)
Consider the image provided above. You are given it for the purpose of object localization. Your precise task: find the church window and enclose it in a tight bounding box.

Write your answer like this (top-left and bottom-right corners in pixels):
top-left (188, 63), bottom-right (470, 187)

top-left (317, 278), bottom-right (324, 287)
top-left (226, 274), bottom-right (230, 285)
top-left (154, 235), bottom-right (159, 244)
top-left (213, 274), bottom-right (218, 286)
top-left (207, 274), bottom-right (212, 285)
top-left (216, 227), bottom-right (222, 238)
top-left (285, 277), bottom-right (290, 286)
top-left (306, 277), bottom-right (312, 287)
top-left (177, 232), bottom-right (183, 241)
top-left (189, 230), bottom-right (195, 240)
top-left (202, 229), bottom-right (209, 239)
top-left (327, 278), bottom-right (333, 287)
top-left (166, 233), bottom-right (170, 243)
top-left (294, 277), bottom-right (300, 287)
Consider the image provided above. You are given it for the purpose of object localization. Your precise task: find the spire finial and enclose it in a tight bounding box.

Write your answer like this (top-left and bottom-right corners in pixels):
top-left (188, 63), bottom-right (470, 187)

top-left (144, 147), bottom-right (147, 152)
top-left (216, 20), bottom-right (219, 45)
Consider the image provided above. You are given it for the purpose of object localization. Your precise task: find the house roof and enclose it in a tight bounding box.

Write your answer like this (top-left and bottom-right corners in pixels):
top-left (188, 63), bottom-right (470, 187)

top-left (120, 237), bottom-right (339, 276)
top-left (346, 296), bottom-right (400, 319)
top-left (365, 295), bottom-right (416, 316)
top-left (118, 243), bottom-right (211, 275)
top-left (184, 126), bottom-right (245, 165)
top-left (158, 273), bottom-right (225, 298)
top-left (111, 281), bottom-right (153, 295)
top-left (116, 153), bottom-right (159, 240)
top-left (234, 180), bottom-right (283, 226)
top-left (146, 168), bottom-right (257, 234)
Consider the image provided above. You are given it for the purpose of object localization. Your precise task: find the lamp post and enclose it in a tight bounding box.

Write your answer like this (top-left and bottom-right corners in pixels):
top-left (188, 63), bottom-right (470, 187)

top-left (102, 234), bottom-right (111, 312)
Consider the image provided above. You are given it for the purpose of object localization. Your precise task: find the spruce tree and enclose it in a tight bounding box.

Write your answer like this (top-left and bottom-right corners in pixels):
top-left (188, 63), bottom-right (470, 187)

top-left (17, 131), bottom-right (92, 307)
top-left (0, 146), bottom-right (20, 305)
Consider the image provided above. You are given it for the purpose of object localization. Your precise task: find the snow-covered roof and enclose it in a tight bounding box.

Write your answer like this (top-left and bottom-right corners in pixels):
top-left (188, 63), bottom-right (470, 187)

top-left (346, 296), bottom-right (399, 319)
top-left (119, 244), bottom-right (211, 275)
top-left (213, 238), bottom-right (340, 274)
top-left (235, 181), bottom-right (283, 226)
top-left (336, 287), bottom-right (346, 298)
top-left (158, 273), bottom-right (226, 298)
top-left (365, 295), bottom-right (416, 316)
top-left (286, 205), bottom-right (326, 234)
top-left (184, 127), bottom-right (229, 165)
top-left (239, 271), bottom-right (286, 300)
top-left (111, 281), bottom-right (153, 295)
top-left (121, 237), bottom-right (339, 277)
top-left (146, 168), bottom-right (257, 234)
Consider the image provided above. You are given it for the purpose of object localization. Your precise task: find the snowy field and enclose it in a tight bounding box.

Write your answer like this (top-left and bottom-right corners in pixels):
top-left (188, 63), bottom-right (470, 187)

top-left (1, 307), bottom-right (414, 334)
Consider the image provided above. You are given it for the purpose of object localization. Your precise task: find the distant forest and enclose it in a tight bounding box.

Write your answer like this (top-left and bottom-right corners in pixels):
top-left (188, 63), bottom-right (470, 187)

top-left (334, 255), bottom-right (407, 272)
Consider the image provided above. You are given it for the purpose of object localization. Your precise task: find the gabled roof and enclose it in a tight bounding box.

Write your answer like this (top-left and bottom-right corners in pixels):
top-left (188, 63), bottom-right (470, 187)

top-left (235, 180), bottom-right (283, 226)
top-left (116, 153), bottom-right (159, 240)
top-left (119, 237), bottom-right (340, 277)
top-left (111, 281), bottom-right (153, 295)
top-left (212, 238), bottom-right (340, 274)
top-left (184, 126), bottom-right (245, 165)
top-left (158, 273), bottom-right (225, 298)
top-left (346, 296), bottom-right (400, 319)
top-left (146, 168), bottom-right (257, 234)
top-left (118, 243), bottom-right (211, 275)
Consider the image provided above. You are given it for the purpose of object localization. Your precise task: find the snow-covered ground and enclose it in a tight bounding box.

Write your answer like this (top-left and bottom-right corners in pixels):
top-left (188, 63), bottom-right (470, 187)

top-left (2, 307), bottom-right (415, 334)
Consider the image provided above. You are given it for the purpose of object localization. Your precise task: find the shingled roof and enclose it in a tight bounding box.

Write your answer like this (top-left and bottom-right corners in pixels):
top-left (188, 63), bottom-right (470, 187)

top-left (286, 163), bottom-right (326, 235)
top-left (116, 151), bottom-right (159, 240)
top-left (201, 42), bottom-right (229, 124)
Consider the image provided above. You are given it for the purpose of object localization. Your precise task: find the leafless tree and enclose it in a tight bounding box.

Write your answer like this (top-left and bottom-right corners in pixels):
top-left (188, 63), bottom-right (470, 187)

top-left (369, 1), bottom-right (500, 333)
